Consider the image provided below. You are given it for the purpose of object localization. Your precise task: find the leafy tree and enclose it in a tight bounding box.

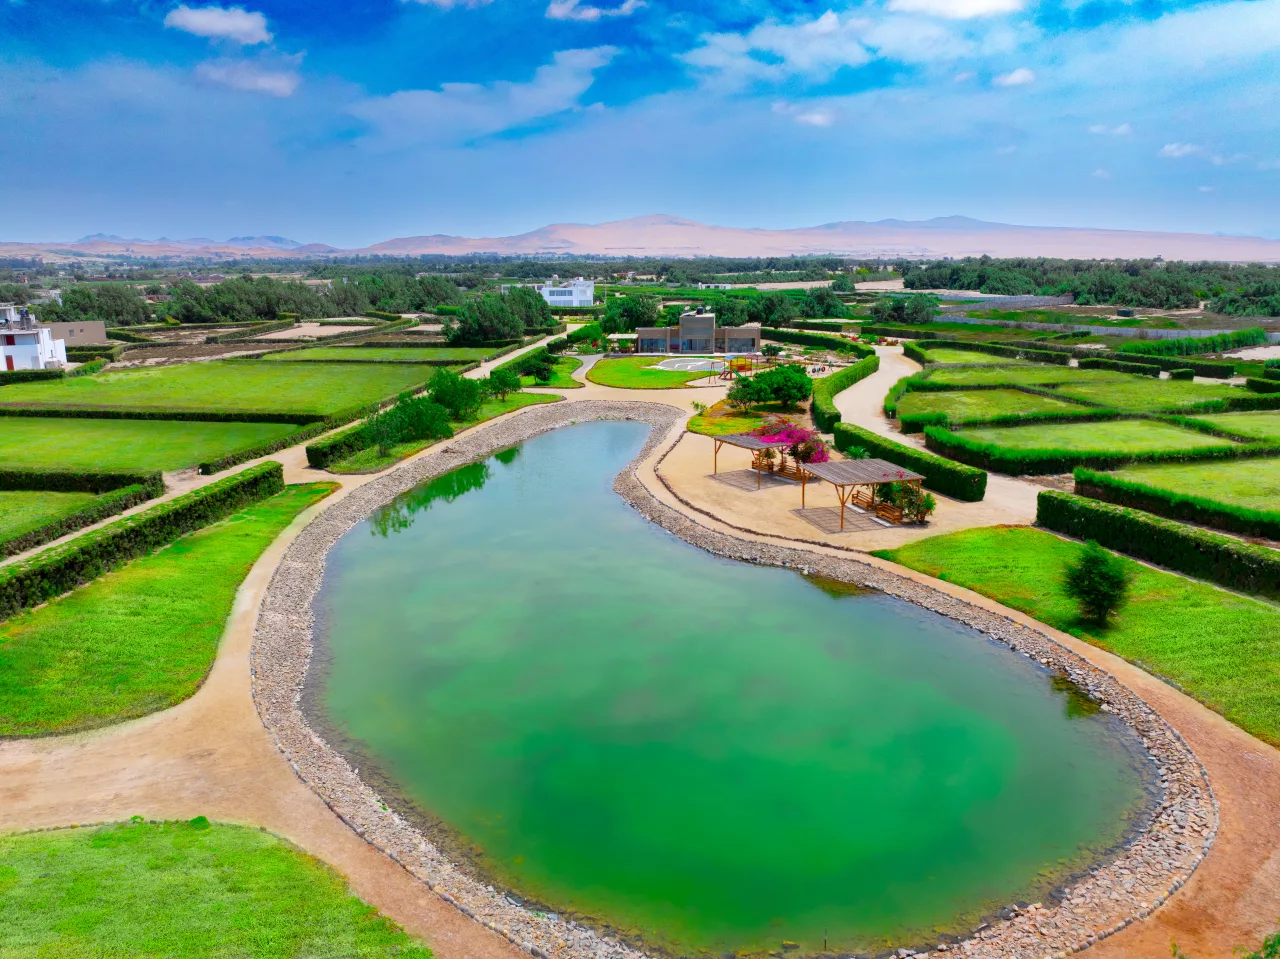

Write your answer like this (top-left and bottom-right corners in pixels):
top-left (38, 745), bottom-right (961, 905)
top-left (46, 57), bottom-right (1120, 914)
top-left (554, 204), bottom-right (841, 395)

top-left (505, 286), bottom-right (554, 331)
top-left (747, 292), bottom-right (799, 327)
top-left (760, 343), bottom-right (784, 358)
top-left (362, 394), bottom-right (452, 456)
top-left (799, 287), bottom-right (847, 319)
top-left (0, 282), bottom-right (32, 305)
top-left (752, 364), bottom-right (813, 409)
top-left (37, 284), bottom-right (149, 327)
top-left (1063, 540), bottom-right (1132, 624)
top-left (528, 359), bottom-right (555, 383)
top-left (726, 375), bottom-right (771, 411)
top-left (448, 294), bottom-right (522, 344)
top-left (601, 293), bottom-right (661, 334)
top-left (705, 295), bottom-right (750, 327)
top-left (830, 272), bottom-right (854, 292)
top-left (428, 367), bottom-right (483, 420)
top-left (485, 368), bottom-right (521, 400)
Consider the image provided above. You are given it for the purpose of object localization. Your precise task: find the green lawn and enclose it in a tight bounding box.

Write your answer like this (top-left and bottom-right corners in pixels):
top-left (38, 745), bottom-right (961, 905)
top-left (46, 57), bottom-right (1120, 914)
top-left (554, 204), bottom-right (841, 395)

top-left (0, 416), bottom-right (301, 472)
top-left (924, 365), bottom-right (1098, 387)
top-left (687, 400), bottom-right (797, 436)
top-left (0, 483), bottom-right (335, 736)
top-left (0, 490), bottom-right (101, 547)
top-left (875, 526), bottom-right (1280, 745)
top-left (1049, 377), bottom-right (1243, 413)
top-left (329, 393), bottom-right (560, 473)
top-left (1109, 457), bottom-right (1280, 514)
top-left (1192, 411), bottom-right (1280, 443)
top-left (0, 361), bottom-right (432, 416)
top-left (587, 356), bottom-right (717, 389)
top-left (262, 346), bottom-right (493, 363)
top-left (0, 819), bottom-right (430, 958)
top-left (957, 419), bottom-right (1238, 453)
top-left (521, 356), bottom-right (583, 389)
top-left (921, 348), bottom-right (1030, 365)
top-left (897, 388), bottom-right (1092, 421)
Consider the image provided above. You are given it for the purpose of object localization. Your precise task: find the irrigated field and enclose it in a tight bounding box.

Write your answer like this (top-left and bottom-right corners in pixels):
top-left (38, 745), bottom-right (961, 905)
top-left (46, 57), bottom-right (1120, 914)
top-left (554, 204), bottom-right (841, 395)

top-left (956, 419), bottom-right (1238, 453)
top-left (897, 389), bottom-right (1091, 421)
top-left (925, 365), bottom-right (1100, 387)
top-left (262, 346), bottom-right (493, 363)
top-left (0, 416), bottom-right (301, 472)
top-left (0, 490), bottom-right (101, 546)
top-left (1193, 410), bottom-right (1280, 443)
top-left (1051, 377), bottom-right (1242, 412)
top-left (921, 348), bottom-right (1030, 365)
top-left (1108, 457), bottom-right (1280, 515)
top-left (0, 361), bottom-right (432, 415)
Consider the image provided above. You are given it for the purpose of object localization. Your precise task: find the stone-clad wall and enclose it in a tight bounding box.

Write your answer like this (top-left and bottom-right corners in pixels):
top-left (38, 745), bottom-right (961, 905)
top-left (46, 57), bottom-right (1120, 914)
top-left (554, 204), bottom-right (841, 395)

top-left (251, 399), bottom-right (1216, 959)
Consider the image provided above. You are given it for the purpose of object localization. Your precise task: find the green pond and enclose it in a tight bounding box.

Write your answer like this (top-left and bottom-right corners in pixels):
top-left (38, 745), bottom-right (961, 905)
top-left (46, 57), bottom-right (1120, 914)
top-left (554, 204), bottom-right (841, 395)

top-left (312, 421), bottom-right (1155, 957)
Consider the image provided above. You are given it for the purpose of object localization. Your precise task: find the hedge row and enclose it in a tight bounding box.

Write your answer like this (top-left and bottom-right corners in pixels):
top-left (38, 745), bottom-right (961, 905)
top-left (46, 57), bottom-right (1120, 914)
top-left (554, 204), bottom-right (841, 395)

top-left (915, 339), bottom-right (1072, 366)
top-left (68, 359), bottom-right (107, 378)
top-left (790, 320), bottom-right (851, 332)
top-left (833, 422), bottom-right (987, 501)
top-left (237, 318), bottom-right (418, 349)
top-left (855, 325), bottom-right (943, 340)
top-left (1246, 377), bottom-right (1280, 394)
top-left (1169, 368), bottom-right (1195, 381)
top-left (65, 343), bottom-right (124, 362)
top-left (898, 405), bottom-right (1117, 435)
top-left (1074, 467), bottom-right (1280, 540)
top-left (318, 318), bottom-right (378, 326)
top-left (364, 310), bottom-right (404, 321)
top-left (548, 305), bottom-right (604, 316)
top-left (0, 406), bottom-right (322, 425)
top-left (205, 320), bottom-right (295, 344)
top-left (923, 422), bottom-right (1280, 475)
top-left (0, 461), bottom-right (284, 620)
top-left (0, 468), bottom-right (164, 495)
top-left (903, 342), bottom-right (930, 364)
top-left (1117, 327), bottom-right (1266, 357)
top-left (1, 482), bottom-right (157, 558)
top-left (1265, 367), bottom-right (1280, 381)
top-left (105, 328), bottom-right (156, 344)
top-left (1077, 357), bottom-right (1161, 377)
top-left (811, 354), bottom-right (880, 431)
top-left (0, 368), bottom-right (63, 386)
top-left (1035, 490), bottom-right (1280, 600)
top-left (304, 423), bottom-right (369, 470)
top-left (1096, 352), bottom-right (1236, 378)
top-left (762, 327), bottom-right (874, 357)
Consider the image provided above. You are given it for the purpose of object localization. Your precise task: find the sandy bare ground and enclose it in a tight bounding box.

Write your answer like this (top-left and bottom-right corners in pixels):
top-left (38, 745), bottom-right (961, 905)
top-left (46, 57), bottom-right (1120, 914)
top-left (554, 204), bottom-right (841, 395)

top-left (252, 323), bottom-right (370, 340)
top-left (1, 345), bottom-right (1279, 957)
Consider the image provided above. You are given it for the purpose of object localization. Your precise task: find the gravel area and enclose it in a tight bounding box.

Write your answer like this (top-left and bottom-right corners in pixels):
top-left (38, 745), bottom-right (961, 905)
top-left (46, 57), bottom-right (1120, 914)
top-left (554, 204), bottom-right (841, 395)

top-left (251, 400), bottom-right (1216, 959)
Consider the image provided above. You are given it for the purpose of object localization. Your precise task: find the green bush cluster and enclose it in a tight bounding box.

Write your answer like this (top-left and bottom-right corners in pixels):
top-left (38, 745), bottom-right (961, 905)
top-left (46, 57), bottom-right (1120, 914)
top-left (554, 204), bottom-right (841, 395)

top-left (67, 359), bottom-right (107, 378)
top-left (856, 325), bottom-right (943, 340)
top-left (811, 354), bottom-right (880, 431)
top-left (1118, 327), bottom-right (1266, 357)
top-left (0, 469), bottom-right (164, 496)
top-left (761, 327), bottom-right (874, 356)
top-left (0, 461), bottom-right (284, 620)
top-left (903, 342), bottom-right (930, 364)
top-left (1097, 352), bottom-right (1236, 378)
top-left (833, 422), bottom-right (987, 501)
top-left (567, 322), bottom-right (603, 345)
top-left (1077, 357), bottom-right (1161, 377)
top-left (1075, 466), bottom-right (1280, 540)
top-left (104, 328), bottom-right (156, 344)
top-left (1246, 377), bottom-right (1280, 394)
top-left (1264, 367), bottom-right (1280, 381)
top-left (1036, 490), bottom-right (1280, 600)
top-left (65, 343), bottom-right (125, 363)
top-left (1169, 368), bottom-right (1195, 380)
top-left (363, 394), bottom-right (454, 456)
top-left (364, 310), bottom-right (403, 321)
top-left (0, 368), bottom-right (63, 386)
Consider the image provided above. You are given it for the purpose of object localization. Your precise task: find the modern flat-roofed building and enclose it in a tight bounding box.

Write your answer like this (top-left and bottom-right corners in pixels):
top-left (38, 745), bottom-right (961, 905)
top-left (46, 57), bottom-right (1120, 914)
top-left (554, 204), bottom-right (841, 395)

top-left (46, 320), bottom-right (109, 346)
top-left (635, 309), bottom-right (761, 354)
top-left (501, 277), bottom-right (596, 308)
top-left (0, 305), bottom-right (67, 371)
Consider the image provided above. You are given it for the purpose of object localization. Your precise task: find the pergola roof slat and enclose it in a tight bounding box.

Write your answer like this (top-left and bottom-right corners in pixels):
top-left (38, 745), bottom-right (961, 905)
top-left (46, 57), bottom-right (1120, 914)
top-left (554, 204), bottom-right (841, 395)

top-left (801, 458), bottom-right (924, 487)
top-left (714, 433), bottom-right (794, 451)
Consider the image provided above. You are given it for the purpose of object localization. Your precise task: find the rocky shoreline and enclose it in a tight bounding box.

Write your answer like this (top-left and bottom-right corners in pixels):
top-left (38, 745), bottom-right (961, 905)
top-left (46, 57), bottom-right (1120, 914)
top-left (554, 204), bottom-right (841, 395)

top-left (250, 399), bottom-right (1217, 959)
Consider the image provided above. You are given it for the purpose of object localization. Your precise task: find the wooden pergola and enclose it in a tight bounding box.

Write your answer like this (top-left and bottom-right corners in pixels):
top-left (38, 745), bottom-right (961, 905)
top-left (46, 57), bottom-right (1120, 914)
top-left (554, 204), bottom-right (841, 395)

top-left (712, 433), bottom-right (799, 487)
top-left (798, 459), bottom-right (926, 529)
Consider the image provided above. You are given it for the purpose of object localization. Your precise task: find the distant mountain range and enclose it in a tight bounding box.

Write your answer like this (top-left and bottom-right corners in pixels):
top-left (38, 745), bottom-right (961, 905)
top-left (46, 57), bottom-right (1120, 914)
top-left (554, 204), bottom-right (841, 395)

top-left (5, 215), bottom-right (1276, 261)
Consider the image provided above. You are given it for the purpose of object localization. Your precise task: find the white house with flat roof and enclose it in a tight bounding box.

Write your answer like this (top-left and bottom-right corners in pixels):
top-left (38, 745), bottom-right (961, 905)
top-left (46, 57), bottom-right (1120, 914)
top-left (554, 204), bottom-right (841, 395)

top-left (500, 278), bottom-right (596, 308)
top-left (0, 305), bottom-right (67, 371)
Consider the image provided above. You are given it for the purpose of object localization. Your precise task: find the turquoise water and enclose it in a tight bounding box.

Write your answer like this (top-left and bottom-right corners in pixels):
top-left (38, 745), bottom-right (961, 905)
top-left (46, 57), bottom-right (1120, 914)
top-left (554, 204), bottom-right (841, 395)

top-left (313, 421), bottom-right (1153, 956)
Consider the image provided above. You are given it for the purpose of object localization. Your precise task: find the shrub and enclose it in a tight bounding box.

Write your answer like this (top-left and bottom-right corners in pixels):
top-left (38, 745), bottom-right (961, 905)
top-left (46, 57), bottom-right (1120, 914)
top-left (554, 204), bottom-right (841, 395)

top-left (1169, 368), bottom-right (1195, 380)
top-left (567, 322), bottom-right (603, 345)
top-left (1264, 367), bottom-right (1280, 381)
top-left (104, 328), bottom-right (156, 344)
top-left (1077, 357), bottom-right (1160, 377)
top-left (761, 344), bottom-right (783, 358)
top-left (364, 394), bottom-right (453, 455)
top-left (726, 375), bottom-right (770, 411)
top-left (1117, 327), bottom-right (1266, 357)
top-left (1, 483), bottom-right (157, 558)
top-left (811, 354), bottom-right (879, 431)
top-left (910, 339), bottom-right (1071, 366)
top-left (1095, 353), bottom-right (1237, 378)
top-left (1246, 377), bottom-right (1280, 394)
top-left (1062, 540), bottom-right (1132, 623)
top-left (67, 359), bottom-right (107, 378)
top-left (428, 367), bottom-right (483, 419)
top-left (486, 368), bottom-right (521, 400)
top-left (0, 461), bottom-right (283, 619)
top-left (833, 422), bottom-right (987, 501)
top-left (1036, 490), bottom-right (1280, 600)
top-left (903, 342), bottom-right (930, 364)
top-left (0, 368), bottom-right (63, 386)
top-left (364, 309), bottom-right (403, 321)
top-left (65, 343), bottom-right (125, 363)
top-left (0, 469), bottom-right (163, 496)
top-left (753, 364), bottom-right (813, 410)
top-left (880, 482), bottom-right (937, 523)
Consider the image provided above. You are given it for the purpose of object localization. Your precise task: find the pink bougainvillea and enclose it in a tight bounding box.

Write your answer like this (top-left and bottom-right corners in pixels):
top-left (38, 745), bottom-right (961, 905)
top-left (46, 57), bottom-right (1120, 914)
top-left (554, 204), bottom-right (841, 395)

top-left (752, 419), bottom-right (830, 463)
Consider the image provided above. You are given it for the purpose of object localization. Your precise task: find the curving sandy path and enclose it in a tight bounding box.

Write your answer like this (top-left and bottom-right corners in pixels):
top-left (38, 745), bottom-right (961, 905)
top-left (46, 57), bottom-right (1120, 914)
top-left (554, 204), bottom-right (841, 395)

top-left (1, 363), bottom-right (1279, 957)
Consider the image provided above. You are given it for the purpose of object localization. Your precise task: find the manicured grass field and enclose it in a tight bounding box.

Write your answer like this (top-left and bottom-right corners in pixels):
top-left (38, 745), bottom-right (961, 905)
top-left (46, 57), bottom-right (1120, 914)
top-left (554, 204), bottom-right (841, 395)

top-left (897, 388), bottom-right (1092, 421)
top-left (262, 346), bottom-right (493, 363)
top-left (0, 483), bottom-right (334, 736)
top-left (521, 356), bottom-right (583, 389)
top-left (0, 416), bottom-right (301, 472)
top-left (0, 819), bottom-right (430, 958)
top-left (587, 356), bottom-right (716, 389)
top-left (875, 526), bottom-right (1280, 745)
top-left (957, 419), bottom-right (1238, 453)
top-left (1193, 410), bottom-right (1280, 443)
top-left (1050, 377), bottom-right (1242, 413)
top-left (925, 365), bottom-right (1097, 387)
top-left (1110, 457), bottom-right (1280, 514)
top-left (330, 393), bottom-right (560, 473)
top-left (0, 490), bottom-right (101, 546)
top-left (921, 348), bottom-right (1030, 365)
top-left (687, 400), bottom-right (797, 436)
top-left (0, 361), bottom-right (432, 415)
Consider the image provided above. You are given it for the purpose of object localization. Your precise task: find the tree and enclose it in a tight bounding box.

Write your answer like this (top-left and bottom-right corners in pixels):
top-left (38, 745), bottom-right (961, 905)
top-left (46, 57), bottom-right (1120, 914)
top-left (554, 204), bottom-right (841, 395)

top-left (485, 367), bottom-right (521, 400)
top-left (761, 343), bottom-right (783, 358)
top-left (706, 295), bottom-right (750, 327)
top-left (753, 364), bottom-right (813, 409)
top-left (505, 286), bottom-right (554, 331)
top-left (448, 294), bottom-right (522, 344)
top-left (830, 272), bottom-right (854, 292)
top-left (1062, 540), bottom-right (1132, 624)
top-left (902, 293), bottom-right (937, 324)
top-left (601, 293), bottom-right (660, 334)
top-left (429, 367), bottom-right (483, 420)
top-left (748, 292), bottom-right (799, 327)
top-left (726, 375), bottom-right (770, 411)
top-left (800, 287), bottom-right (847, 319)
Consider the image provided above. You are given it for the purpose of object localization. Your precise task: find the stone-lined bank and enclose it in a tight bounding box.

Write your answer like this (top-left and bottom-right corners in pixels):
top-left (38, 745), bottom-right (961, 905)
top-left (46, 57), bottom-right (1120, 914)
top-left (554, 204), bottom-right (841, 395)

top-left (250, 399), bottom-right (1216, 959)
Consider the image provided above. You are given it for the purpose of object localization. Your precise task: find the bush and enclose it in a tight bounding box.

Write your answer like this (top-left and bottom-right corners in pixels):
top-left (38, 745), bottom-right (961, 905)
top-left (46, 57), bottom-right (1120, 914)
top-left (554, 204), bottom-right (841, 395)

top-left (857, 325), bottom-right (943, 340)
top-left (1095, 352), bottom-right (1236, 378)
top-left (1169, 368), bottom-right (1195, 381)
top-left (364, 309), bottom-right (403, 321)
top-left (1036, 490), bottom-right (1280, 600)
top-left (1077, 357), bottom-right (1160, 377)
top-left (104, 328), bottom-right (156, 344)
top-left (753, 364), bottom-right (813, 409)
top-left (0, 461), bottom-right (283, 620)
top-left (364, 394), bottom-right (453, 455)
top-left (879, 482), bottom-right (937, 523)
top-left (903, 342), bottom-right (930, 364)
top-left (1117, 327), bottom-right (1266, 357)
top-left (1246, 377), bottom-right (1280, 394)
top-left (428, 367), bottom-right (483, 419)
top-left (65, 343), bottom-right (125, 363)
top-left (567, 322), bottom-right (603, 345)
top-left (0, 469), bottom-right (164, 496)
top-left (811, 354), bottom-right (879, 431)
top-left (486, 368), bottom-right (521, 400)
top-left (67, 359), bottom-right (106, 378)
top-left (899, 406), bottom-right (1119, 434)
top-left (833, 422), bottom-right (987, 501)
top-left (1075, 466), bottom-right (1280, 540)
top-left (0, 368), bottom-right (63, 386)
top-left (726, 375), bottom-right (771, 411)
top-left (1062, 540), bottom-right (1132, 623)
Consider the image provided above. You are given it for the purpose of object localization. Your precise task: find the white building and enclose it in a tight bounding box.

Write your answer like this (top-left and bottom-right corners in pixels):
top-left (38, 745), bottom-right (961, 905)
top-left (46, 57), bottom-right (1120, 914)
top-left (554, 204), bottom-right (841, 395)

top-left (1, 305), bottom-right (68, 372)
top-left (501, 278), bottom-right (596, 308)
top-left (697, 282), bottom-right (734, 290)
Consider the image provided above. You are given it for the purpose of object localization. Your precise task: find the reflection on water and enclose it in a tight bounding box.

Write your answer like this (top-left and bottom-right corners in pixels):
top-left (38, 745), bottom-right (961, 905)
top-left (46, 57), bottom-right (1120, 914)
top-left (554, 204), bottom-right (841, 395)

top-left (1051, 673), bottom-right (1103, 719)
top-left (370, 460), bottom-right (497, 538)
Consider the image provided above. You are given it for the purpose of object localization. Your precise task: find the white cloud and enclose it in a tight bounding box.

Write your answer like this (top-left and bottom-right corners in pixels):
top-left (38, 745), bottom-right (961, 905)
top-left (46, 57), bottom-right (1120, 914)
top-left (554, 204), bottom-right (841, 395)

top-left (772, 101), bottom-right (837, 126)
top-left (1088, 122), bottom-right (1131, 135)
top-left (1198, 185), bottom-right (1216, 192)
top-left (887, 0), bottom-right (1023, 19)
top-left (1159, 142), bottom-right (1202, 158)
top-left (351, 47), bottom-right (617, 145)
top-left (400, 0), bottom-right (494, 7)
top-left (1092, 168), bottom-right (1110, 178)
top-left (992, 66), bottom-right (1034, 86)
top-left (953, 70), bottom-right (974, 81)
top-left (164, 5), bottom-right (271, 45)
top-left (195, 60), bottom-right (299, 96)
top-left (546, 0), bottom-right (642, 20)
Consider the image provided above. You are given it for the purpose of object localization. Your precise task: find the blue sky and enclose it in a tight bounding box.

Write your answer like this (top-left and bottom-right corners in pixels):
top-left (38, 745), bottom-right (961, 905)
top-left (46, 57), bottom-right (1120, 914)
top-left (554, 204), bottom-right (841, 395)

top-left (2, 0), bottom-right (1277, 246)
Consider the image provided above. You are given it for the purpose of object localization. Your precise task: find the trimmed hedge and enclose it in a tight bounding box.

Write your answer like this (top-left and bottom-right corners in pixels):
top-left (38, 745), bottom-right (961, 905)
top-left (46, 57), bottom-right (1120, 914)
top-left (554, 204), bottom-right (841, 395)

top-left (1075, 466), bottom-right (1280, 540)
top-left (548, 305), bottom-right (604, 316)
top-left (0, 461), bottom-right (284, 620)
top-left (913, 339), bottom-right (1071, 366)
top-left (0, 368), bottom-right (63, 386)
top-left (923, 422), bottom-right (1280, 475)
top-left (812, 354), bottom-right (880, 431)
top-left (1265, 367), bottom-right (1280, 381)
top-left (855, 325), bottom-right (943, 340)
top-left (1077, 357), bottom-right (1161, 377)
top-left (1096, 352), bottom-right (1236, 378)
top-left (1, 483), bottom-right (157, 558)
top-left (833, 422), bottom-right (987, 501)
top-left (68, 359), bottom-right (106, 378)
top-left (903, 342), bottom-right (930, 364)
top-left (364, 310), bottom-right (404, 321)
top-left (205, 320), bottom-right (295, 344)
top-left (899, 406), bottom-right (1118, 435)
top-left (1246, 377), bottom-right (1280, 394)
top-left (790, 320), bottom-right (851, 332)
top-left (1169, 368), bottom-right (1195, 381)
top-left (0, 406), bottom-right (322, 425)
top-left (0, 468), bottom-right (163, 496)
top-left (105, 328), bottom-right (156, 344)
top-left (1035, 489), bottom-right (1280, 600)
top-left (65, 343), bottom-right (124, 362)
top-left (1118, 327), bottom-right (1266, 357)
top-left (762, 327), bottom-right (874, 357)
top-left (304, 423), bottom-right (370, 470)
